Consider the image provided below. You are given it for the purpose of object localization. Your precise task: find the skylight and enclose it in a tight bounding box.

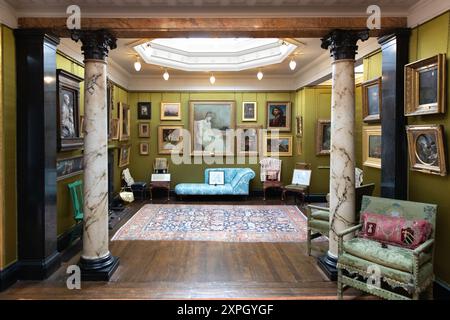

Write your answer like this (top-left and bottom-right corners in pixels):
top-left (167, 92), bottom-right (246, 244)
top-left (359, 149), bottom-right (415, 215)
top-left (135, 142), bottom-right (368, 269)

top-left (134, 38), bottom-right (297, 72)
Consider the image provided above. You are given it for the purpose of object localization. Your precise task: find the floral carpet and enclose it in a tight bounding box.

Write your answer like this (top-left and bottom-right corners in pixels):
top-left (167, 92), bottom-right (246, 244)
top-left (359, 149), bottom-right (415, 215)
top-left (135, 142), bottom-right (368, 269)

top-left (112, 204), bottom-right (312, 242)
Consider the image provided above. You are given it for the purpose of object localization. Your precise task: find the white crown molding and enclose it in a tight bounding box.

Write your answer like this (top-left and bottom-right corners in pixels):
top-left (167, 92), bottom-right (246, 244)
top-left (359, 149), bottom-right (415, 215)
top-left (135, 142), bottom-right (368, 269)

top-left (408, 0), bottom-right (450, 28)
top-left (0, 0), bottom-right (18, 28)
top-left (107, 58), bottom-right (131, 89)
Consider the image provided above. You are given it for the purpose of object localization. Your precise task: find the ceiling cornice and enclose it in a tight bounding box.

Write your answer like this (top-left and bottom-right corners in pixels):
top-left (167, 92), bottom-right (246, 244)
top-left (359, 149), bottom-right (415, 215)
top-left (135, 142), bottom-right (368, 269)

top-left (407, 0), bottom-right (450, 27)
top-left (0, 0), bottom-right (18, 28)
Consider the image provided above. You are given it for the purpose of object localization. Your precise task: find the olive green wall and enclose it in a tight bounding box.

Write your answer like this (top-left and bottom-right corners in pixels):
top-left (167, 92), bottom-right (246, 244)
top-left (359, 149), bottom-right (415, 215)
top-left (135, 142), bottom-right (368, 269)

top-left (407, 11), bottom-right (450, 285)
top-left (127, 91), bottom-right (298, 190)
top-left (0, 25), bottom-right (17, 269)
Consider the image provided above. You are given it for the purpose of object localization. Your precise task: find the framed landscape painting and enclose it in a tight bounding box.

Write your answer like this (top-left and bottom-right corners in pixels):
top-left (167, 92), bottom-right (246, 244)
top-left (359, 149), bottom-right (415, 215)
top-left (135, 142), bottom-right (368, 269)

top-left (266, 102), bottom-right (291, 131)
top-left (263, 134), bottom-right (293, 157)
top-left (161, 102), bottom-right (181, 121)
top-left (189, 100), bottom-right (236, 156)
top-left (406, 125), bottom-right (446, 176)
top-left (362, 77), bottom-right (382, 122)
top-left (363, 126), bottom-right (382, 169)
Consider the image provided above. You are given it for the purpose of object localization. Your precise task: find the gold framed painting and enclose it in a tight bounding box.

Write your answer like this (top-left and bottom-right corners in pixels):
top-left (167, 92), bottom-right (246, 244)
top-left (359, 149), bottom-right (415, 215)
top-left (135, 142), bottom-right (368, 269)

top-left (266, 101), bottom-right (291, 132)
top-left (138, 122), bottom-right (150, 138)
top-left (118, 102), bottom-right (130, 141)
top-left (363, 126), bottom-right (382, 169)
top-left (158, 125), bottom-right (184, 155)
top-left (110, 118), bottom-right (119, 140)
top-left (139, 142), bottom-right (149, 156)
top-left (406, 125), bottom-right (447, 176)
top-left (242, 101), bottom-right (257, 122)
top-left (118, 144), bottom-right (131, 167)
top-left (295, 115), bottom-right (303, 137)
top-left (362, 77), bottom-right (382, 123)
top-left (316, 119), bottom-right (331, 155)
top-left (161, 102), bottom-right (181, 121)
top-left (405, 54), bottom-right (446, 116)
top-left (236, 124), bottom-right (262, 156)
top-left (262, 133), bottom-right (293, 157)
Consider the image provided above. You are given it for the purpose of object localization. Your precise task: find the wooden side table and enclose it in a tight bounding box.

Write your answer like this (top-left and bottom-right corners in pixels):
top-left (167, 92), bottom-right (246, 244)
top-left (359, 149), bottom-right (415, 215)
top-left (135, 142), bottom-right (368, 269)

top-left (149, 181), bottom-right (170, 201)
top-left (263, 180), bottom-right (284, 200)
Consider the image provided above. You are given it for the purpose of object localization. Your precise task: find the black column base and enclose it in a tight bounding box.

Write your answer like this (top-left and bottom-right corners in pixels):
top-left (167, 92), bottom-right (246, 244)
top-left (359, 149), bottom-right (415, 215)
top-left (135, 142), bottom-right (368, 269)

top-left (79, 253), bottom-right (119, 281)
top-left (318, 253), bottom-right (338, 281)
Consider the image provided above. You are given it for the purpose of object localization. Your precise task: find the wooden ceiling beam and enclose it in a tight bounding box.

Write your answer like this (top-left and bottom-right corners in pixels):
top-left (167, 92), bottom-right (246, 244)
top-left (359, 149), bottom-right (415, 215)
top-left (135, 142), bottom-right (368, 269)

top-left (17, 17), bottom-right (407, 38)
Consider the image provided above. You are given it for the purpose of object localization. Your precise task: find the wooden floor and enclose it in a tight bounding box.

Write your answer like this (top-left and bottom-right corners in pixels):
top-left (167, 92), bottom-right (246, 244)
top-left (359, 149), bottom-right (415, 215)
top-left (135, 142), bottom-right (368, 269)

top-left (0, 195), bottom-right (370, 300)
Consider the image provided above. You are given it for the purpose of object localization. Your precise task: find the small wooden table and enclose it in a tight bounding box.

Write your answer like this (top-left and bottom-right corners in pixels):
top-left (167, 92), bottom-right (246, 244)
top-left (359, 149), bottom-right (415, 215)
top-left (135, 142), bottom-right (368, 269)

top-left (263, 180), bottom-right (284, 200)
top-left (149, 181), bottom-right (170, 201)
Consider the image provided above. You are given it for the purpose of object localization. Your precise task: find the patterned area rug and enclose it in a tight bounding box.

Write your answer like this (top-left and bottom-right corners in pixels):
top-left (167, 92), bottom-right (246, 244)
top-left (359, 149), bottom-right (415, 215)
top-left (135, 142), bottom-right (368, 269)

top-left (112, 204), bottom-right (311, 242)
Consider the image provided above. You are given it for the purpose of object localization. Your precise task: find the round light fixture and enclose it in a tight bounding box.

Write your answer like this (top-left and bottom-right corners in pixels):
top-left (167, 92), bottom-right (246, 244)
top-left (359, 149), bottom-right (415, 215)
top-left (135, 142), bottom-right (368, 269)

top-left (134, 57), bottom-right (142, 72)
top-left (257, 70), bottom-right (264, 80)
top-left (289, 58), bottom-right (297, 71)
top-left (163, 69), bottom-right (170, 81)
top-left (209, 74), bottom-right (216, 84)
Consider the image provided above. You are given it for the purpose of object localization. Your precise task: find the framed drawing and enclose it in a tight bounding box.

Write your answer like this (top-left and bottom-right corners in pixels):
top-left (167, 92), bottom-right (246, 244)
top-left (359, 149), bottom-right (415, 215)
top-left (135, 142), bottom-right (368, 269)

top-left (296, 116), bottom-right (303, 137)
top-left (56, 155), bottom-right (83, 181)
top-left (208, 171), bottom-right (225, 185)
top-left (161, 102), bottom-right (181, 121)
top-left (189, 100), bottom-right (236, 156)
top-left (158, 125), bottom-right (184, 155)
top-left (242, 102), bottom-right (257, 122)
top-left (263, 134), bottom-right (293, 157)
top-left (139, 142), bottom-right (149, 156)
top-left (138, 122), bottom-right (150, 138)
top-left (110, 118), bottom-right (119, 140)
top-left (405, 54), bottom-right (446, 116)
top-left (56, 69), bottom-right (84, 151)
top-left (406, 125), bottom-right (447, 176)
top-left (137, 102), bottom-right (151, 120)
top-left (119, 102), bottom-right (130, 141)
top-left (236, 124), bottom-right (262, 156)
top-left (363, 126), bottom-right (382, 169)
top-left (291, 169), bottom-right (312, 186)
top-left (362, 77), bottom-right (382, 122)
top-left (118, 145), bottom-right (131, 167)
top-left (316, 120), bottom-right (331, 155)
top-left (266, 102), bottom-right (291, 131)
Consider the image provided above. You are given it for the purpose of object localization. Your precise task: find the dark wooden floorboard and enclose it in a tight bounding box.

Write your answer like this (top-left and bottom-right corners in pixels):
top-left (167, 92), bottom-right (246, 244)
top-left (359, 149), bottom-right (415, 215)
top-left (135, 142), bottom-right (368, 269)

top-left (0, 196), bottom-right (374, 299)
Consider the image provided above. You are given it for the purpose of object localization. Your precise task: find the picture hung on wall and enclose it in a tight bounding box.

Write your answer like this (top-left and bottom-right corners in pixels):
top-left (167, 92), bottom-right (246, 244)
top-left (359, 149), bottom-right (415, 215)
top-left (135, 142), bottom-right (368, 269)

top-left (263, 134), bottom-right (293, 157)
top-left (118, 145), bottom-right (131, 167)
top-left (405, 54), bottom-right (446, 116)
top-left (119, 102), bottom-right (130, 141)
top-left (137, 102), bottom-right (151, 120)
top-left (138, 122), bottom-right (150, 138)
top-left (296, 116), bottom-right (303, 137)
top-left (56, 155), bottom-right (84, 181)
top-left (107, 79), bottom-right (114, 139)
top-left (139, 142), bottom-right (149, 156)
top-left (161, 102), bottom-right (181, 121)
top-left (236, 125), bottom-right (262, 156)
top-left (406, 125), bottom-right (447, 176)
top-left (316, 119), bottom-right (331, 155)
top-left (362, 126), bottom-right (382, 169)
top-left (158, 125), bottom-right (184, 155)
top-left (190, 100), bottom-right (236, 156)
top-left (266, 102), bottom-right (291, 131)
top-left (242, 101), bottom-right (257, 122)
top-left (56, 69), bottom-right (84, 151)
top-left (362, 77), bottom-right (382, 122)
top-left (110, 118), bottom-right (119, 140)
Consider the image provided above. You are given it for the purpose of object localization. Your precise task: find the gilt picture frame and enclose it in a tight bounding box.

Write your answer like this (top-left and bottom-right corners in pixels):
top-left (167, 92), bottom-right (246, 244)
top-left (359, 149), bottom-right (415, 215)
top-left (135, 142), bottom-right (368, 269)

top-left (161, 102), bottom-right (181, 121)
top-left (316, 120), bottom-right (331, 156)
top-left (242, 101), bottom-right (257, 122)
top-left (119, 102), bottom-right (130, 141)
top-left (362, 77), bottom-right (382, 123)
top-left (236, 124), bottom-right (262, 156)
top-left (138, 122), bottom-right (150, 138)
top-left (363, 126), bottom-right (382, 169)
top-left (158, 125), bottom-right (184, 155)
top-left (118, 144), bottom-right (131, 168)
top-left (266, 101), bottom-right (291, 132)
top-left (263, 133), bottom-right (293, 157)
top-left (139, 142), bottom-right (149, 156)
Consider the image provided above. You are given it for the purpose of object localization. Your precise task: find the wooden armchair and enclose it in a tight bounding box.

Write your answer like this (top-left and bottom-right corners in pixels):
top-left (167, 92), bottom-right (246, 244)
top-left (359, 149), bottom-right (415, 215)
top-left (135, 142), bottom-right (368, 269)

top-left (260, 157), bottom-right (282, 200)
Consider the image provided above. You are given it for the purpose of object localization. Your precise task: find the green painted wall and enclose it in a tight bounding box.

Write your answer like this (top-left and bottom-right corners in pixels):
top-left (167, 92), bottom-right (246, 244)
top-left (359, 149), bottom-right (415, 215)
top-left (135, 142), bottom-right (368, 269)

top-left (127, 91), bottom-right (298, 190)
top-left (0, 25), bottom-right (17, 269)
top-left (407, 12), bottom-right (450, 285)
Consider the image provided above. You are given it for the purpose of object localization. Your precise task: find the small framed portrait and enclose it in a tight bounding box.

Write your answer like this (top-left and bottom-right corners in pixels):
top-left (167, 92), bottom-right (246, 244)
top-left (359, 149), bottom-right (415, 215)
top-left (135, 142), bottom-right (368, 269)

top-left (406, 125), bottom-right (447, 176)
top-left (316, 120), bottom-right (331, 155)
top-left (405, 54), bottom-right (446, 116)
top-left (137, 102), bottom-right (151, 120)
top-left (110, 118), bottom-right (119, 140)
top-left (119, 102), bottom-right (130, 141)
top-left (118, 145), bottom-right (131, 167)
top-left (263, 134), bottom-right (293, 157)
top-left (236, 125), bottom-right (262, 156)
top-left (56, 155), bottom-right (84, 181)
top-left (161, 102), bottom-right (181, 121)
top-left (139, 142), bottom-right (149, 156)
top-left (56, 69), bottom-right (84, 151)
top-left (266, 102), bottom-right (291, 131)
top-left (208, 171), bottom-right (225, 185)
top-left (363, 126), bottom-right (382, 169)
top-left (362, 77), bottom-right (382, 122)
top-left (138, 122), bottom-right (150, 138)
top-left (242, 102), bottom-right (257, 122)
top-left (158, 125), bottom-right (184, 155)
top-left (296, 116), bottom-right (303, 137)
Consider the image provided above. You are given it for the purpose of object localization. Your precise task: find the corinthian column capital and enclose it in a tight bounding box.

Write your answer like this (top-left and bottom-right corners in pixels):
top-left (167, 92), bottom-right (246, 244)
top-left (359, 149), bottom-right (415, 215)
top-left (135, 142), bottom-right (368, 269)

top-left (71, 29), bottom-right (117, 61)
top-left (321, 29), bottom-right (370, 61)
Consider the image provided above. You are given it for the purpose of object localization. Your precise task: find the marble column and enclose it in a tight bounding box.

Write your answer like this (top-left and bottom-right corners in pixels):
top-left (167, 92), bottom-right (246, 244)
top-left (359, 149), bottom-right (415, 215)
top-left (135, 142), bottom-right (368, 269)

top-left (319, 30), bottom-right (369, 280)
top-left (71, 29), bottom-right (119, 281)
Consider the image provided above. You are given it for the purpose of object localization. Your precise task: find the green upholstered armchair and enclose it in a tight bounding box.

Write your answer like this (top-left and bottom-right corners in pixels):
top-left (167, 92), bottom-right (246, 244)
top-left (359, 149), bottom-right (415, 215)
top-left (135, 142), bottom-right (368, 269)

top-left (337, 196), bottom-right (437, 300)
top-left (305, 183), bottom-right (375, 256)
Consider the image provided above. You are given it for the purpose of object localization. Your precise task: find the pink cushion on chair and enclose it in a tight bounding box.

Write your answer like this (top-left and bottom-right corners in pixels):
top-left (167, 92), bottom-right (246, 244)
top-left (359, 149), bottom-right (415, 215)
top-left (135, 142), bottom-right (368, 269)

top-left (359, 212), bottom-right (432, 249)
